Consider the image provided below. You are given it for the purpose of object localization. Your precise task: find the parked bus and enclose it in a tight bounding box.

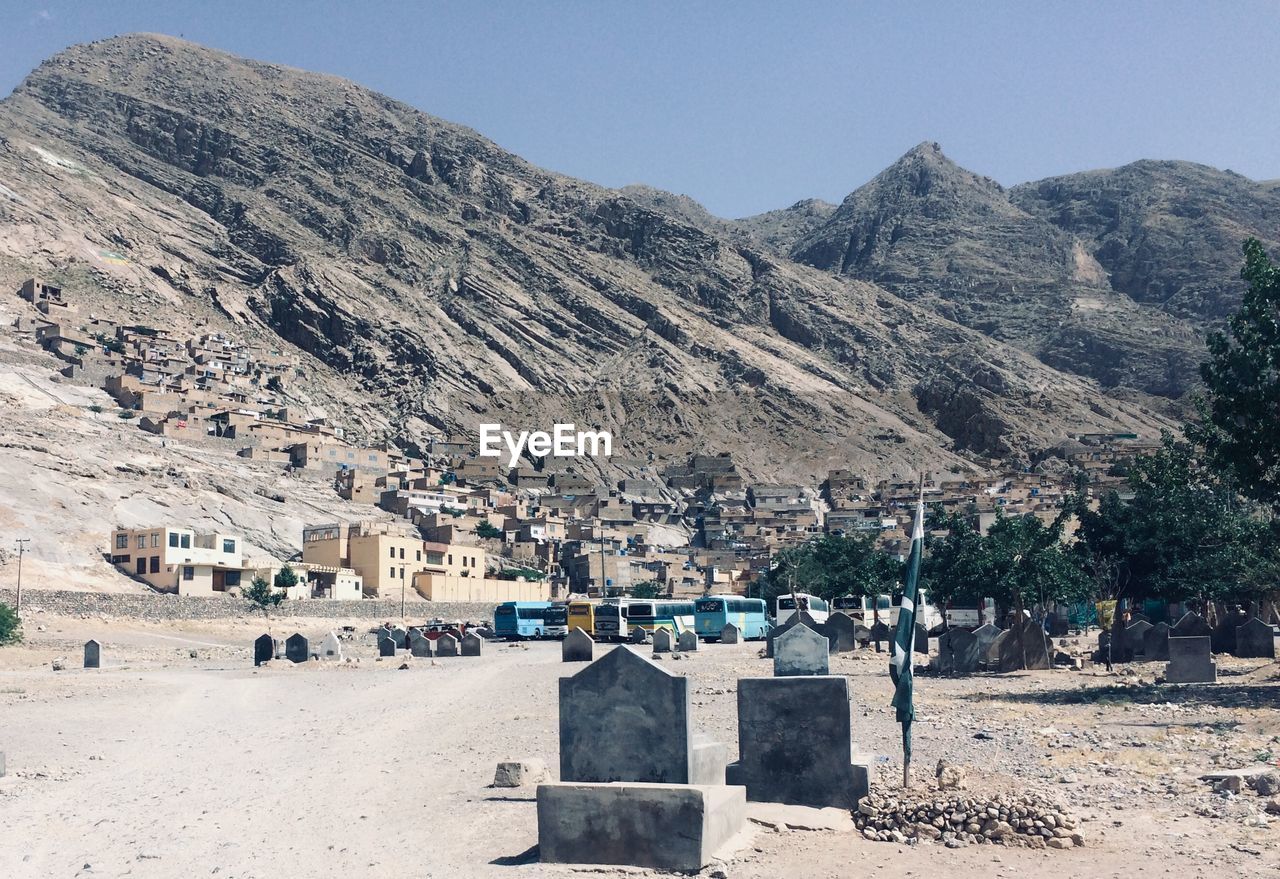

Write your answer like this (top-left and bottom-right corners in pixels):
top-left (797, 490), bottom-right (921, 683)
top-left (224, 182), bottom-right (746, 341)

top-left (493, 601), bottom-right (563, 640)
top-left (776, 593), bottom-right (830, 626)
top-left (592, 600), bottom-right (632, 642)
top-left (566, 600), bottom-right (599, 637)
top-left (943, 598), bottom-right (996, 629)
top-left (625, 600), bottom-right (696, 638)
top-left (831, 592), bottom-right (945, 633)
top-left (694, 595), bottom-right (770, 641)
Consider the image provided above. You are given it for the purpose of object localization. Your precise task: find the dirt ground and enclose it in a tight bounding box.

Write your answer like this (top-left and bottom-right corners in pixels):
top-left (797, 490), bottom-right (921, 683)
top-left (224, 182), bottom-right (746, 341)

top-left (2, 611), bottom-right (1279, 878)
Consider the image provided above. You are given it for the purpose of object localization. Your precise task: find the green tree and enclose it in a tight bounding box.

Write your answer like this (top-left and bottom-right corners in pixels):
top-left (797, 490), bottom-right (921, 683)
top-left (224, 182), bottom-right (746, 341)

top-left (761, 532), bottom-right (901, 603)
top-left (273, 564), bottom-right (299, 591)
top-left (0, 602), bottom-right (21, 645)
top-left (244, 576), bottom-right (285, 613)
top-left (1074, 434), bottom-right (1279, 606)
top-left (475, 521), bottom-right (503, 539)
top-left (1192, 238), bottom-right (1280, 505)
top-left (265, 375), bottom-right (284, 393)
top-left (630, 580), bottom-right (664, 599)
top-left (923, 509), bottom-right (1089, 617)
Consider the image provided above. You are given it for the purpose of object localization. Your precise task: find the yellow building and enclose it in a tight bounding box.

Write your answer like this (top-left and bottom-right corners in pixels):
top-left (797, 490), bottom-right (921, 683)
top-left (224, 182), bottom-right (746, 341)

top-left (302, 521), bottom-right (486, 600)
top-left (109, 526), bottom-right (249, 595)
top-left (412, 572), bottom-right (550, 602)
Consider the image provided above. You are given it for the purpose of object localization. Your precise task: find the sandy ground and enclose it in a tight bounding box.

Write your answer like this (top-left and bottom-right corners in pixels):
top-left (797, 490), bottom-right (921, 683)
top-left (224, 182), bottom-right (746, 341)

top-left (2, 613), bottom-right (1279, 878)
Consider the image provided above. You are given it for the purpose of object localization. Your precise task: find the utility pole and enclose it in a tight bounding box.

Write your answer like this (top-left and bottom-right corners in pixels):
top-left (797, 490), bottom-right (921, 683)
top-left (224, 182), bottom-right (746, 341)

top-left (14, 539), bottom-right (30, 615)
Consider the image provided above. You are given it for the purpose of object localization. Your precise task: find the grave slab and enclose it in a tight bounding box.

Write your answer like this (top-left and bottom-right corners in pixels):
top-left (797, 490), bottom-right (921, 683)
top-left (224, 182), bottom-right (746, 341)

top-left (284, 633), bottom-right (309, 664)
top-left (436, 633), bottom-right (459, 657)
top-left (767, 611), bottom-right (819, 658)
top-left (378, 636), bottom-right (397, 658)
top-left (825, 612), bottom-right (858, 653)
top-left (562, 627), bottom-right (594, 662)
top-left (726, 675), bottom-right (871, 808)
top-left (537, 782), bottom-right (747, 873)
top-left (1165, 636), bottom-right (1217, 684)
top-left (83, 640), bottom-right (100, 669)
top-left (773, 623), bottom-right (829, 676)
top-left (1143, 622), bottom-right (1171, 661)
top-left (409, 632), bottom-right (432, 658)
top-left (1235, 617), bottom-right (1276, 659)
top-left (253, 633), bottom-right (274, 667)
top-left (720, 623), bottom-right (740, 644)
top-left (652, 628), bottom-right (673, 654)
top-left (678, 629), bottom-right (699, 652)
top-left (461, 632), bottom-right (483, 657)
top-left (319, 631), bottom-right (343, 661)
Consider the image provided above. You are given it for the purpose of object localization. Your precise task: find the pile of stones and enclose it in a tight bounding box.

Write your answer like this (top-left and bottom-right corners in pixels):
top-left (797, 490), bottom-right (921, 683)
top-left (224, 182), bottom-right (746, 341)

top-left (854, 791), bottom-right (1085, 849)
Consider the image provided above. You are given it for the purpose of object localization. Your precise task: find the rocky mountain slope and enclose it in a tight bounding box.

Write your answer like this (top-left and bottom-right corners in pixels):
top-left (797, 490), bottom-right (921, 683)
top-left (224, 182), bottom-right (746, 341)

top-left (0, 34), bottom-right (1229, 488)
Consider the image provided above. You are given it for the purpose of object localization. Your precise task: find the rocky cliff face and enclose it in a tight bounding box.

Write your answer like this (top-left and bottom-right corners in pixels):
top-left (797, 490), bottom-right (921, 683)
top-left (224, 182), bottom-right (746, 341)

top-left (0, 35), bottom-right (1205, 480)
top-left (786, 142), bottom-right (1212, 398)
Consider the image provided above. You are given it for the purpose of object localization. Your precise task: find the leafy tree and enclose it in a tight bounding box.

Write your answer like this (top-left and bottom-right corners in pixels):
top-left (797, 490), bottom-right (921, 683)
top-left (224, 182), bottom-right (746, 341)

top-left (244, 576), bottom-right (285, 613)
top-left (118, 409), bottom-right (136, 420)
top-left (762, 532), bottom-right (901, 603)
top-left (265, 375), bottom-right (284, 393)
top-left (630, 580), bottom-right (664, 599)
top-left (475, 521), bottom-right (503, 539)
top-left (273, 564), bottom-right (298, 591)
top-left (1192, 239), bottom-right (1280, 505)
top-left (0, 602), bottom-right (21, 645)
top-left (1073, 434), bottom-right (1279, 605)
top-left (923, 508), bottom-right (1089, 618)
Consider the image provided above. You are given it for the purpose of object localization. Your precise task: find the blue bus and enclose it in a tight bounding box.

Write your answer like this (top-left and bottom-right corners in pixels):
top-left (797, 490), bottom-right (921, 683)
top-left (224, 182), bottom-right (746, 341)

top-left (625, 600), bottom-right (696, 638)
top-left (493, 601), bottom-right (567, 640)
top-left (695, 595), bottom-right (770, 641)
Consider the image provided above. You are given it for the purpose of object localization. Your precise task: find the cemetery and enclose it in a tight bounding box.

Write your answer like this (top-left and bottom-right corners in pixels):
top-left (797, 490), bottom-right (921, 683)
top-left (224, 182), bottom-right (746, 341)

top-left (0, 604), bottom-right (1277, 878)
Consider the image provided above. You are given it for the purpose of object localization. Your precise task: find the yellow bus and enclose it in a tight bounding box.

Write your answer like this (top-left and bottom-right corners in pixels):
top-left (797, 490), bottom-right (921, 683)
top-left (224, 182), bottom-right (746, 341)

top-left (567, 600), bottom-right (599, 636)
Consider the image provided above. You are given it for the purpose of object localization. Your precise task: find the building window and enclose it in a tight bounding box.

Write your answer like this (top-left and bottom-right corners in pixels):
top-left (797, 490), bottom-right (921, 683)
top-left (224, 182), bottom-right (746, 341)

top-left (222, 539), bottom-right (236, 554)
top-left (389, 567), bottom-right (395, 579)
top-left (389, 547), bottom-right (395, 559)
top-left (415, 550), bottom-right (421, 562)
top-left (182, 566), bottom-right (195, 581)
top-left (180, 534), bottom-right (191, 549)
top-left (169, 532), bottom-right (179, 548)
top-left (399, 567), bottom-right (404, 580)
top-left (399, 547), bottom-right (405, 560)
top-left (116, 534), bottom-right (128, 550)
top-left (225, 570), bottom-right (241, 587)
top-left (136, 535), bottom-right (146, 550)
top-left (448, 554), bottom-right (453, 565)
top-left (150, 556), bottom-right (160, 574)
top-left (151, 533), bottom-right (160, 548)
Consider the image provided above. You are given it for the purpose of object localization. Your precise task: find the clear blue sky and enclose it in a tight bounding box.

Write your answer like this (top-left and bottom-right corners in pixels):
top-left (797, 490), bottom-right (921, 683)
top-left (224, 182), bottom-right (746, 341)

top-left (3, 0), bottom-right (1278, 218)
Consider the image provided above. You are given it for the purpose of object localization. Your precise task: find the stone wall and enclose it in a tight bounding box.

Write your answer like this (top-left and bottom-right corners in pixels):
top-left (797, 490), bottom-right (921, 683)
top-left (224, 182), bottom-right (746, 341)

top-left (0, 589), bottom-right (494, 623)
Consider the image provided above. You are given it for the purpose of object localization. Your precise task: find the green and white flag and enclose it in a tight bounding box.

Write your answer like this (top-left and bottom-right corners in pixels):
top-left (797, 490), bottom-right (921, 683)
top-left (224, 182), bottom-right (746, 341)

top-left (890, 486), bottom-right (924, 779)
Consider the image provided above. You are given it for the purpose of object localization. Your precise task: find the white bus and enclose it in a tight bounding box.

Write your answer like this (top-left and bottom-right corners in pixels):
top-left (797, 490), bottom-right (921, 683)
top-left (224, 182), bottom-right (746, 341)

top-left (776, 593), bottom-right (830, 626)
top-left (832, 592), bottom-right (945, 634)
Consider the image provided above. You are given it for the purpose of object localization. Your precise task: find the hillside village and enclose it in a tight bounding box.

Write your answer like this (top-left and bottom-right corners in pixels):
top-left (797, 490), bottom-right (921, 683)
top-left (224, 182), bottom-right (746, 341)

top-left (13, 277), bottom-right (1162, 607)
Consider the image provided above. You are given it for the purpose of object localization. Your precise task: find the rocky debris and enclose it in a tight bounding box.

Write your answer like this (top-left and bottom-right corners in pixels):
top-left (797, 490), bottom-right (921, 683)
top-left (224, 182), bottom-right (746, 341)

top-left (854, 790), bottom-right (1084, 849)
top-left (935, 758), bottom-right (967, 790)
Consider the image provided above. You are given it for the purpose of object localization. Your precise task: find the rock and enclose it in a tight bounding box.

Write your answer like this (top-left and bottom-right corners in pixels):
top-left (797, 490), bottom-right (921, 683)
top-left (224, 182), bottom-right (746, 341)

top-left (1047, 837), bottom-right (1073, 849)
top-left (493, 759), bottom-right (552, 788)
top-left (937, 762), bottom-right (967, 790)
top-left (1249, 773), bottom-right (1280, 797)
top-left (1216, 776), bottom-right (1244, 795)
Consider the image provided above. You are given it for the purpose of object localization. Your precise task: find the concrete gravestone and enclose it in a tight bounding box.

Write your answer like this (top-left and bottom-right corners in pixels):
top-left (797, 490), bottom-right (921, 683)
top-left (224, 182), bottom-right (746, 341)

top-left (562, 627), bottom-right (594, 662)
top-left (390, 627), bottom-right (408, 649)
top-left (726, 676), bottom-right (871, 808)
top-left (972, 622), bottom-right (1003, 657)
top-left (409, 631), bottom-right (432, 657)
top-left (936, 628), bottom-right (980, 675)
top-left (1172, 611), bottom-right (1212, 639)
top-left (868, 621), bottom-right (890, 650)
top-left (1212, 609), bottom-right (1250, 655)
top-left (558, 645), bottom-right (725, 785)
top-left (436, 633), bottom-right (459, 657)
top-left (285, 633), bottom-right (309, 663)
top-left (720, 623), bottom-right (740, 644)
top-left (319, 631), bottom-right (343, 660)
top-left (766, 610), bottom-right (819, 659)
top-left (1109, 617), bottom-right (1134, 663)
top-left (1234, 617), bottom-right (1276, 659)
top-left (1143, 622), bottom-right (1171, 661)
top-left (253, 633), bottom-right (274, 667)
top-left (996, 618), bottom-right (1051, 672)
top-left (83, 639), bottom-right (101, 669)
top-left (378, 635), bottom-right (397, 658)
top-left (461, 632), bottom-right (483, 657)
top-left (652, 628), bottom-right (673, 655)
top-left (1165, 636), bottom-right (1217, 683)
top-left (1126, 620), bottom-right (1153, 660)
top-left (826, 612), bottom-right (858, 653)
top-left (677, 629), bottom-right (698, 652)
top-left (914, 622), bottom-right (929, 654)
top-left (773, 622), bottom-right (829, 677)
top-left (630, 627), bottom-right (649, 645)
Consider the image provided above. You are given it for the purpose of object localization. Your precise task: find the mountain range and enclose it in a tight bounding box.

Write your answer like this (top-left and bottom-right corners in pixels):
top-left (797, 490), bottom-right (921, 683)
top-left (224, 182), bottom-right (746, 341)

top-left (2, 33), bottom-right (1277, 483)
